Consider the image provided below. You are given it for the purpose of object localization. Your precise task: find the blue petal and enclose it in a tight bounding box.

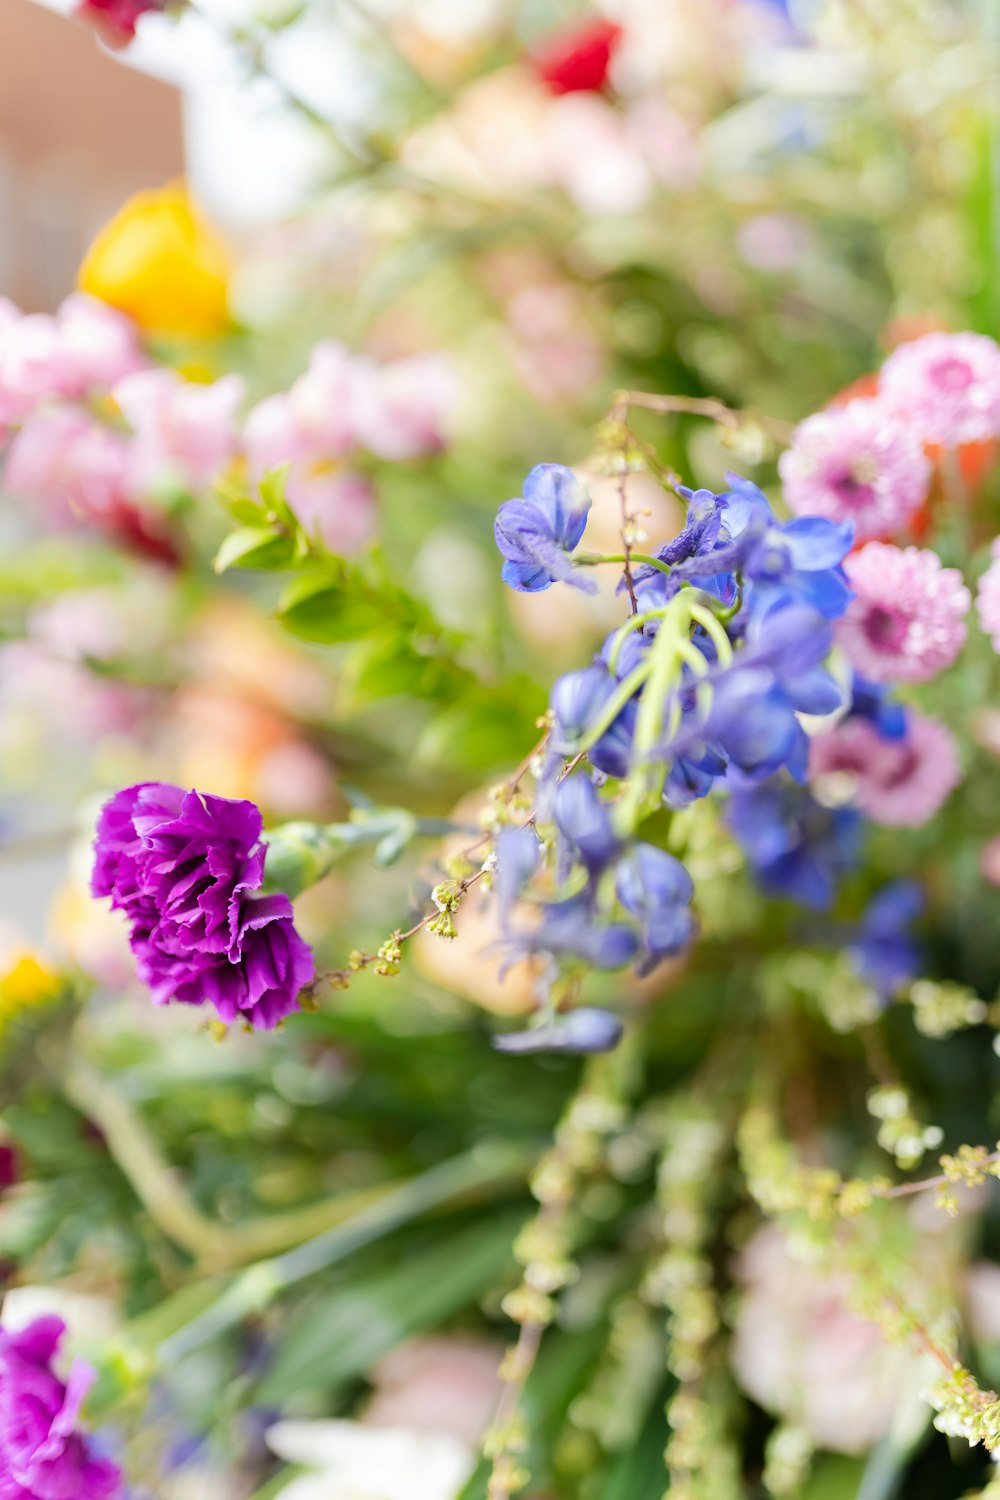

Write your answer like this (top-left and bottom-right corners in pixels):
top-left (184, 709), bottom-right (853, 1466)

top-left (782, 516), bottom-right (855, 570)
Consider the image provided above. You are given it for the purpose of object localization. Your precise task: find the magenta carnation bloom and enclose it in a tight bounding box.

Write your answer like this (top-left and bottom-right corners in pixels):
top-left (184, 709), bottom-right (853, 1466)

top-left (809, 710), bottom-right (960, 828)
top-left (92, 784), bottom-right (315, 1030)
top-left (879, 331), bottom-right (1000, 447)
top-left (976, 540), bottom-right (1000, 652)
top-left (836, 542), bottom-right (970, 683)
top-left (779, 399), bottom-right (930, 541)
top-left (0, 1316), bottom-right (121, 1499)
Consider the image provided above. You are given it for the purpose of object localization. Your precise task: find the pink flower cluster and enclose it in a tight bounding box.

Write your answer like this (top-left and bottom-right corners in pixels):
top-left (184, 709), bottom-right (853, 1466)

top-left (0, 295), bottom-right (241, 562)
top-left (781, 330), bottom-right (1000, 542)
top-left (244, 340), bottom-right (455, 553)
top-left (0, 300), bottom-right (456, 562)
top-left (809, 709), bottom-right (960, 828)
top-left (837, 542), bottom-right (970, 684)
top-left (975, 539), bottom-right (1000, 652)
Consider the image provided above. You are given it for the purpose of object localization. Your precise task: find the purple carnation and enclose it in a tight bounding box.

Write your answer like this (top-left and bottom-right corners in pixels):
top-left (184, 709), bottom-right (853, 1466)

top-left (0, 1315), bottom-right (121, 1500)
top-left (91, 783), bottom-right (315, 1030)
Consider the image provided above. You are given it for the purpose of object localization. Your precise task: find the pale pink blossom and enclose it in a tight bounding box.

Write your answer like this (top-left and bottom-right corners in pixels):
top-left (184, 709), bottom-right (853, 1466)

top-left (545, 93), bottom-right (652, 215)
top-left (365, 1338), bottom-right (502, 1448)
top-left (879, 331), bottom-right (1000, 447)
top-left (809, 710), bottom-right (960, 827)
top-left (0, 312), bottom-right (65, 424)
top-left (287, 341), bottom-right (366, 459)
top-left (737, 212), bottom-right (811, 272)
top-left (975, 538), bottom-right (1000, 651)
top-left (285, 468), bottom-right (377, 555)
top-left (243, 392), bottom-right (311, 477)
top-left (114, 368), bottom-right (244, 495)
top-left (355, 354), bottom-right (454, 461)
top-left (837, 542), bottom-right (970, 683)
top-left (0, 642), bottom-right (136, 743)
top-left (780, 400), bottom-right (930, 541)
top-left (4, 405), bottom-right (131, 525)
top-left (731, 1225), bottom-right (917, 1455)
top-left (980, 838), bottom-right (1000, 888)
top-left (56, 294), bottom-right (147, 394)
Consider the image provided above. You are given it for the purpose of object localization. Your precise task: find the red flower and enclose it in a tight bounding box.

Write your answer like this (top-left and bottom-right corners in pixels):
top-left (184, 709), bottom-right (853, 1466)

top-left (75, 0), bottom-right (167, 48)
top-left (533, 17), bottom-right (623, 96)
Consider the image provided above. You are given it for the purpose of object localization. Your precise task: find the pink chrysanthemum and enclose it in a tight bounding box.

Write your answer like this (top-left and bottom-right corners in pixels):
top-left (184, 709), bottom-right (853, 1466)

top-left (879, 331), bottom-right (1000, 447)
top-left (779, 398), bottom-right (930, 541)
top-left (837, 542), bottom-right (970, 683)
top-left (809, 711), bottom-right (960, 828)
top-left (975, 539), bottom-right (1000, 651)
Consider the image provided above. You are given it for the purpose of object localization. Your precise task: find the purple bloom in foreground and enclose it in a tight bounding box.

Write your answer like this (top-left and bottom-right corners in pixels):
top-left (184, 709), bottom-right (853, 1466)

top-left (92, 784), bottom-right (315, 1030)
top-left (0, 1315), bottom-right (121, 1500)
top-left (495, 464), bottom-right (595, 593)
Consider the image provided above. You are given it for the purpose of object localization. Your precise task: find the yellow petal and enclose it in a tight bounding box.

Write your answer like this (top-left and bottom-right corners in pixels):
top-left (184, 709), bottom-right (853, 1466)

top-left (0, 954), bottom-right (62, 1014)
top-left (77, 181), bottom-right (232, 337)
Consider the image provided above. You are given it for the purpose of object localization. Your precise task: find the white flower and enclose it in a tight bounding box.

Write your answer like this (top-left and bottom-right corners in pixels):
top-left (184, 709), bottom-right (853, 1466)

top-left (265, 1420), bottom-right (474, 1500)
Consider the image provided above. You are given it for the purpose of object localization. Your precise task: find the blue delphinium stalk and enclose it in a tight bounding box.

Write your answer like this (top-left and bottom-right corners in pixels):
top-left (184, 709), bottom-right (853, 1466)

top-left (489, 466), bottom-right (861, 1050)
top-left (494, 463), bottom-right (596, 593)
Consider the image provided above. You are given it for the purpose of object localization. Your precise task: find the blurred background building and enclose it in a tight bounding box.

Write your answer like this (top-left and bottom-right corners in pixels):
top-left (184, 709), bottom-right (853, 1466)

top-left (0, 0), bottom-right (185, 308)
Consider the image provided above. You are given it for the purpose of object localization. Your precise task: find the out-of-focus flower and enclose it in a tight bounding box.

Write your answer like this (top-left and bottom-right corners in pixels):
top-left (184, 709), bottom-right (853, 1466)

top-left (779, 399), bottom-right (930, 541)
top-left (616, 842), bottom-right (695, 974)
top-left (532, 16), bottom-right (623, 95)
top-left (495, 464), bottom-right (594, 593)
top-left (0, 1142), bottom-right (18, 1193)
top-left (266, 1419), bottom-right (472, 1500)
top-left (77, 184), bottom-right (232, 337)
top-left (114, 368), bottom-right (243, 496)
top-left (980, 838), bottom-right (1000, 888)
top-left (545, 94), bottom-right (651, 215)
top-left (726, 782), bottom-right (861, 909)
top-left (809, 709), bottom-right (960, 828)
top-left (879, 331), bottom-right (1000, 448)
top-left (848, 882), bottom-right (924, 998)
top-left (0, 296), bottom-right (145, 426)
top-left (737, 212), bottom-right (811, 272)
top-left (553, 774), bottom-right (620, 874)
top-left (494, 1006), bottom-right (624, 1054)
top-left (837, 542), bottom-right (970, 683)
top-left (975, 540), bottom-right (1000, 652)
top-left (75, 0), bottom-right (169, 46)
top-left (365, 1338), bottom-right (502, 1448)
top-left (731, 1226), bottom-right (916, 1454)
top-left (4, 405), bottom-right (182, 565)
top-left (91, 784), bottom-right (315, 1029)
top-left (0, 1315), bottom-right (121, 1497)
top-left (0, 930), bottom-right (63, 1035)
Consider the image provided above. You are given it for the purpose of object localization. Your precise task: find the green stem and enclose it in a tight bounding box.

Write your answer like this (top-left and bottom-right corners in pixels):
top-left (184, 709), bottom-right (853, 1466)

top-left (156, 1141), bottom-right (531, 1363)
top-left (615, 593), bottom-right (694, 835)
top-left (605, 609), bottom-right (669, 675)
top-left (575, 552), bottom-right (673, 578)
top-left (574, 660), bottom-right (652, 755)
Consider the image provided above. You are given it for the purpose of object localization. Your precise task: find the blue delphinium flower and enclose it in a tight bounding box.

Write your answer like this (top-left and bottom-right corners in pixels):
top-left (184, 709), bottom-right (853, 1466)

top-left (849, 882), bottom-right (924, 998)
top-left (495, 463), bottom-right (595, 593)
top-left (616, 843), bottom-right (695, 974)
top-left (626, 486), bottom-right (730, 593)
top-left (550, 664), bottom-right (637, 778)
top-left (846, 673), bottom-right (908, 741)
top-left (553, 775), bottom-right (620, 875)
top-left (493, 1006), bottom-right (624, 1054)
top-left (727, 781), bottom-right (861, 909)
top-left (669, 474), bottom-right (854, 621)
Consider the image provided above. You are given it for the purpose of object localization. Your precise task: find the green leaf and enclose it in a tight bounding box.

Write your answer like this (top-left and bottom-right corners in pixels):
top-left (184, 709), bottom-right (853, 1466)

top-left (276, 573), bottom-right (383, 643)
top-left (254, 1212), bottom-right (521, 1403)
top-left (213, 526), bottom-right (295, 574)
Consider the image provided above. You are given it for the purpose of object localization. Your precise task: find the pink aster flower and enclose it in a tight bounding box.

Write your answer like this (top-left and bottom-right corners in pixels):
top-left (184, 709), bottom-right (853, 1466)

top-left (975, 539), bottom-right (1000, 652)
top-left (809, 710), bottom-right (960, 828)
top-left (779, 399), bottom-right (930, 541)
top-left (837, 542), bottom-right (970, 683)
top-left (114, 368), bottom-right (244, 496)
top-left (879, 331), bottom-right (1000, 447)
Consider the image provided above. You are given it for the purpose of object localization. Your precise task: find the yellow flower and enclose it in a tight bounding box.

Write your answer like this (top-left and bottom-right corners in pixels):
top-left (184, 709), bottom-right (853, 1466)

top-left (77, 182), bottom-right (232, 337)
top-left (0, 953), bottom-right (62, 1031)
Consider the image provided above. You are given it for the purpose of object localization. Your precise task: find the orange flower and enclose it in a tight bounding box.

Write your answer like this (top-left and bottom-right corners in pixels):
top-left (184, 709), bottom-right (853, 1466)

top-left (77, 183), bottom-right (232, 337)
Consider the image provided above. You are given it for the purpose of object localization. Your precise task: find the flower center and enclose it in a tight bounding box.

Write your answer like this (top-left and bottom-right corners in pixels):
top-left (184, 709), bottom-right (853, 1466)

top-left (931, 356), bottom-right (973, 393)
top-left (828, 458), bottom-right (877, 506)
top-left (862, 603), bottom-right (909, 652)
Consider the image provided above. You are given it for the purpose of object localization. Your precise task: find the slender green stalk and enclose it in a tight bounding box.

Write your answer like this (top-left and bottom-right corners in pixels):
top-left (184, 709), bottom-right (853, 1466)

top-left (574, 660), bottom-right (652, 754)
top-left (615, 593), bottom-right (695, 834)
top-left (575, 552), bottom-right (674, 577)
